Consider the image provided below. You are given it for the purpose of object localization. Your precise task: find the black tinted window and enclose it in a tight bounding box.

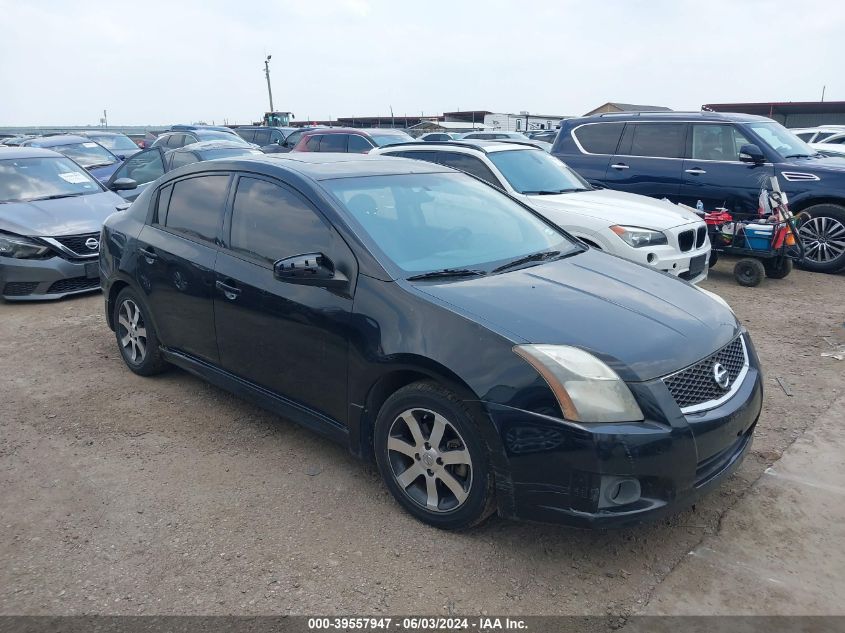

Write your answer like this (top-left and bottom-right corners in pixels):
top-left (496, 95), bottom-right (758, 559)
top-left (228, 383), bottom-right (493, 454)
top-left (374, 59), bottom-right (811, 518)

top-left (253, 129), bottom-right (271, 145)
top-left (436, 152), bottom-right (501, 187)
top-left (236, 129), bottom-right (256, 143)
top-left (165, 134), bottom-right (185, 149)
top-left (388, 150), bottom-right (441, 162)
top-left (348, 135), bottom-right (372, 153)
top-left (573, 123), bottom-right (624, 154)
top-left (164, 175), bottom-right (228, 243)
top-left (168, 151), bottom-right (199, 170)
top-left (319, 134), bottom-right (347, 152)
top-left (304, 135), bottom-right (321, 151)
top-left (113, 149), bottom-right (164, 185)
top-left (624, 123), bottom-right (686, 158)
top-left (229, 177), bottom-right (332, 264)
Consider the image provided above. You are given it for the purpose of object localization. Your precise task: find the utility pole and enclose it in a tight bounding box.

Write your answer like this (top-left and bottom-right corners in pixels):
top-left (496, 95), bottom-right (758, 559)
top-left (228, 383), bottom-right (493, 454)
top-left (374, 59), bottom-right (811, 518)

top-left (264, 55), bottom-right (275, 112)
top-left (821, 85), bottom-right (826, 102)
top-left (390, 105), bottom-right (394, 129)
top-left (102, 109), bottom-right (108, 128)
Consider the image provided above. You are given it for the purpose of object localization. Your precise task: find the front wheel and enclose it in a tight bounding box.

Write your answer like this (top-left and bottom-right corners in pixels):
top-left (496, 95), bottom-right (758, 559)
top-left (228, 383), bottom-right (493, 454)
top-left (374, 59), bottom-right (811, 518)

top-left (796, 204), bottom-right (845, 273)
top-left (373, 381), bottom-right (495, 530)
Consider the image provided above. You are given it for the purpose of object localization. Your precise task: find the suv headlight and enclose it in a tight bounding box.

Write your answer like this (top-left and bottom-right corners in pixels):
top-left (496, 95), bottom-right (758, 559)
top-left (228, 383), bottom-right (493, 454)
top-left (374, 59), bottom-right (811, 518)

top-left (514, 345), bottom-right (644, 423)
top-left (610, 225), bottom-right (668, 248)
top-left (0, 232), bottom-right (50, 259)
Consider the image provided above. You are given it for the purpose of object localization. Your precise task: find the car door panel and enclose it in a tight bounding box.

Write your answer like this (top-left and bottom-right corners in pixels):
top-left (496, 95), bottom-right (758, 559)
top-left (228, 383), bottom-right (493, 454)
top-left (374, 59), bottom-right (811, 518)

top-left (213, 175), bottom-right (354, 425)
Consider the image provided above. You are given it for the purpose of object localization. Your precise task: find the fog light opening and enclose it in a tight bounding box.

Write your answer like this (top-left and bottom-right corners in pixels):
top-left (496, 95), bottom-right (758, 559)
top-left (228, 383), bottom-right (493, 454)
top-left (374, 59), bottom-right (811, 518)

top-left (603, 477), bottom-right (642, 507)
top-left (646, 253), bottom-right (657, 265)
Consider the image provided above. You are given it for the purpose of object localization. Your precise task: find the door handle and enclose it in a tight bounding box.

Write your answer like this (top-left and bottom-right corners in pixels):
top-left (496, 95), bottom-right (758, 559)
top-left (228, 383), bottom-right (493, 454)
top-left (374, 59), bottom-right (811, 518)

top-left (685, 168), bottom-right (707, 175)
top-left (610, 163), bottom-right (629, 170)
top-left (215, 280), bottom-right (241, 300)
top-left (138, 247), bottom-right (158, 261)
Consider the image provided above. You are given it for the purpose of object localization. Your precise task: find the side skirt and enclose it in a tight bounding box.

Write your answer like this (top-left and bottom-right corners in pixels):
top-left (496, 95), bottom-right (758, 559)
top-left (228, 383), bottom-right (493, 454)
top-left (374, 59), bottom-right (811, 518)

top-left (161, 348), bottom-right (349, 445)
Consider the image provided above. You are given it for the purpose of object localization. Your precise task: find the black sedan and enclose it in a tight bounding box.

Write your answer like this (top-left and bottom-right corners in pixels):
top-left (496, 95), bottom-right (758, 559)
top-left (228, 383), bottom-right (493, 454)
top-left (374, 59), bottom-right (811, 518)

top-left (99, 153), bottom-right (762, 529)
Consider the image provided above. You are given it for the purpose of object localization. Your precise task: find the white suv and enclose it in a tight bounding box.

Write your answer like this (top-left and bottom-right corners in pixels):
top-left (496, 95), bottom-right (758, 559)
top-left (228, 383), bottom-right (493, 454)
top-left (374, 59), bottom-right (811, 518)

top-left (373, 141), bottom-right (711, 283)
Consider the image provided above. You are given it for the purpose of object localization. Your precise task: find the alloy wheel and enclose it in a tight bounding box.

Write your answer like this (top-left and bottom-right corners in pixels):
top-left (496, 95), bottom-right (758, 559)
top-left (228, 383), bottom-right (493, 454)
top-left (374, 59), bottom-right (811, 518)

top-left (117, 299), bottom-right (147, 364)
top-left (799, 215), bottom-right (845, 264)
top-left (386, 408), bottom-right (473, 513)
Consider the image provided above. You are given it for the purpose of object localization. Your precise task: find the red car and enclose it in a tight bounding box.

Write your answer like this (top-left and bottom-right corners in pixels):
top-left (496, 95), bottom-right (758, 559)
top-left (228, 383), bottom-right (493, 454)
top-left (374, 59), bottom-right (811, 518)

top-left (291, 127), bottom-right (413, 153)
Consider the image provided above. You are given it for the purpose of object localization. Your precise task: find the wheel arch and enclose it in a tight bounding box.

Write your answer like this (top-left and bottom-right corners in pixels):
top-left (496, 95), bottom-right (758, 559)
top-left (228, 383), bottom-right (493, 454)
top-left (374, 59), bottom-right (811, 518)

top-left (789, 195), bottom-right (845, 214)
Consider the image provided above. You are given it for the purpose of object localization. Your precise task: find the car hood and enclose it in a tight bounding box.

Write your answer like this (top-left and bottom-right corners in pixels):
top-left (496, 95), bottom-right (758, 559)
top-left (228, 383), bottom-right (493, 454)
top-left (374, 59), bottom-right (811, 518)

top-left (413, 249), bottom-right (738, 382)
top-left (780, 154), bottom-right (845, 172)
top-left (0, 191), bottom-right (126, 237)
top-left (527, 188), bottom-right (702, 230)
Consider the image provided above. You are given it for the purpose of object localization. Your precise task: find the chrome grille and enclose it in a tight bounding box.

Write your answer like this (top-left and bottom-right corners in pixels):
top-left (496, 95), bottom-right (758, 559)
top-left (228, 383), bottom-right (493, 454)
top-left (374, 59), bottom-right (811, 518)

top-left (663, 336), bottom-right (748, 412)
top-left (52, 233), bottom-right (100, 257)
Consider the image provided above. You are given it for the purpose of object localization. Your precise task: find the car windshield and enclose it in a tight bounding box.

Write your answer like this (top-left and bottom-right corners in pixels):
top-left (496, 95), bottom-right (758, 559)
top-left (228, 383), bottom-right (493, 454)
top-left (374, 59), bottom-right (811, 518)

top-left (87, 134), bottom-right (138, 151)
top-left (370, 132), bottom-right (415, 147)
top-left (323, 172), bottom-right (578, 275)
top-left (0, 156), bottom-right (101, 203)
top-left (747, 122), bottom-right (817, 158)
top-left (202, 148), bottom-right (263, 159)
top-left (50, 141), bottom-right (118, 168)
top-left (197, 130), bottom-right (247, 144)
top-left (488, 149), bottom-right (591, 194)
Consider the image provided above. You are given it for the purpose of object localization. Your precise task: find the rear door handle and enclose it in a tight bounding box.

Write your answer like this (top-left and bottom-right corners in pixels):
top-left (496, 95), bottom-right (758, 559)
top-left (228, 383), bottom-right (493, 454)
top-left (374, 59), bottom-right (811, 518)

top-left (610, 163), bottom-right (629, 170)
top-left (138, 247), bottom-right (158, 261)
top-left (215, 280), bottom-right (241, 300)
top-left (685, 168), bottom-right (707, 175)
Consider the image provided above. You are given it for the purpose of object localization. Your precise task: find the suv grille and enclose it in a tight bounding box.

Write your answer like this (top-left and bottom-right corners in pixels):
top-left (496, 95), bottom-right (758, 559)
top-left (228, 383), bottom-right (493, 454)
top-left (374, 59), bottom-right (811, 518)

top-left (53, 233), bottom-right (100, 257)
top-left (47, 277), bottom-right (100, 294)
top-left (663, 336), bottom-right (747, 411)
top-left (696, 225), bottom-right (707, 248)
top-left (678, 229), bottom-right (694, 252)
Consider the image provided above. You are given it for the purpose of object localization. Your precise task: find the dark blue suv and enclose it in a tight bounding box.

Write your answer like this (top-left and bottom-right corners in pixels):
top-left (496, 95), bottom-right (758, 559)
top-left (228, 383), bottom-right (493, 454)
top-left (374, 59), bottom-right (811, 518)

top-left (552, 111), bottom-right (845, 273)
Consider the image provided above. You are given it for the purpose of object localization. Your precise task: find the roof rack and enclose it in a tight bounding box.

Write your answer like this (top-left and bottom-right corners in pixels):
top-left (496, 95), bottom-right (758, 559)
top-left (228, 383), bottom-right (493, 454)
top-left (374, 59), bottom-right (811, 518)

top-left (597, 110), bottom-right (727, 118)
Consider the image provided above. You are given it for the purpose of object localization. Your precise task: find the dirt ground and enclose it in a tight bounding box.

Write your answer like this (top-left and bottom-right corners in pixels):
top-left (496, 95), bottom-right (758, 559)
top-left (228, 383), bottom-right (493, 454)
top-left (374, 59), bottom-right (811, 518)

top-left (1, 258), bottom-right (844, 618)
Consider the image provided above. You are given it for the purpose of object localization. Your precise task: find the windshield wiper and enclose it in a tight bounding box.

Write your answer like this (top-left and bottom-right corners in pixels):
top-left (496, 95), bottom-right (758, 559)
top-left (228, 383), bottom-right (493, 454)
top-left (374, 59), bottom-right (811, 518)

top-left (783, 153), bottom-right (812, 159)
top-left (85, 162), bottom-right (116, 169)
top-left (26, 193), bottom-right (85, 201)
top-left (522, 188), bottom-right (590, 195)
top-left (406, 268), bottom-right (487, 281)
top-left (492, 250), bottom-right (561, 274)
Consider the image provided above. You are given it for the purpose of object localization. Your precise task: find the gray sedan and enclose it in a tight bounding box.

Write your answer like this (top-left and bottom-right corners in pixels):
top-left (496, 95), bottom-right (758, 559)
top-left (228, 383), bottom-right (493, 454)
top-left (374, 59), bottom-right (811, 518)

top-left (0, 147), bottom-right (128, 301)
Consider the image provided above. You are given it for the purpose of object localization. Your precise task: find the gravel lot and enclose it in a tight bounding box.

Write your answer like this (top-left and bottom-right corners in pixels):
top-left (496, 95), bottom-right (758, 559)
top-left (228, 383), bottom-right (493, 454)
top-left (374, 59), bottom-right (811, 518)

top-left (1, 259), bottom-right (843, 617)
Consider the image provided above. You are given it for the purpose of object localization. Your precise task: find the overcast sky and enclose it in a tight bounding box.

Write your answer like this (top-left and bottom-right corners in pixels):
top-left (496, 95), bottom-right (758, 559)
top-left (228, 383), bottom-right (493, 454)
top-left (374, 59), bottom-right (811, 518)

top-left (1, 0), bottom-right (842, 126)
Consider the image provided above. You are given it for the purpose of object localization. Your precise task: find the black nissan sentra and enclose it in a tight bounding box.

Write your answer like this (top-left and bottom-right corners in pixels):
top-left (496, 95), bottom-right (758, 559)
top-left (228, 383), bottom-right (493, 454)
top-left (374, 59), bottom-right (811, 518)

top-left (99, 153), bottom-right (762, 530)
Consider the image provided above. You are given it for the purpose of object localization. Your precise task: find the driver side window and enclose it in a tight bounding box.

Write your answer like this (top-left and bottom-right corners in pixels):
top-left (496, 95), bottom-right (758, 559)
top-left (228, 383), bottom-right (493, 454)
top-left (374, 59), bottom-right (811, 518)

top-left (113, 150), bottom-right (165, 185)
top-left (691, 124), bottom-right (750, 161)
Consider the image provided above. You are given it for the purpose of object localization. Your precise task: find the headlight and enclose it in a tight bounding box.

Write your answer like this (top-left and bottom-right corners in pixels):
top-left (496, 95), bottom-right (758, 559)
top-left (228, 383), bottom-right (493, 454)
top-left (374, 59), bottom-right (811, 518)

top-left (0, 232), bottom-right (50, 259)
top-left (610, 225), bottom-right (668, 248)
top-left (514, 345), bottom-right (644, 423)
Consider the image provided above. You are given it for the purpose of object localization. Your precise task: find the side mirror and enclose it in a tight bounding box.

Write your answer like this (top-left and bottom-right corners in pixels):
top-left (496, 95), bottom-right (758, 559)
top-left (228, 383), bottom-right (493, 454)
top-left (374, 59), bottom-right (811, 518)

top-left (116, 154), bottom-right (126, 161)
top-left (111, 177), bottom-right (138, 191)
top-left (273, 253), bottom-right (349, 290)
top-left (739, 144), bottom-right (766, 164)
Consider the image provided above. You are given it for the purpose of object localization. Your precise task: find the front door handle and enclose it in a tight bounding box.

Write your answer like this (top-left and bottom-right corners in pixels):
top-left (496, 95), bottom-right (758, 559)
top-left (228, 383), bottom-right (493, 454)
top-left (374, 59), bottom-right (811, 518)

top-left (215, 280), bottom-right (241, 301)
top-left (610, 163), bottom-right (629, 170)
top-left (138, 247), bottom-right (158, 262)
top-left (685, 168), bottom-right (707, 175)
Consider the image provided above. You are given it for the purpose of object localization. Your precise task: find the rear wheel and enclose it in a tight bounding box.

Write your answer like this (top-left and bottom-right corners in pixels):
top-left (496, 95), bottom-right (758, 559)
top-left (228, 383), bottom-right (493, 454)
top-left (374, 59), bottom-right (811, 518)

top-left (734, 258), bottom-right (765, 287)
top-left (373, 381), bottom-right (495, 530)
top-left (114, 288), bottom-right (167, 376)
top-left (763, 257), bottom-right (793, 279)
top-left (796, 204), bottom-right (845, 273)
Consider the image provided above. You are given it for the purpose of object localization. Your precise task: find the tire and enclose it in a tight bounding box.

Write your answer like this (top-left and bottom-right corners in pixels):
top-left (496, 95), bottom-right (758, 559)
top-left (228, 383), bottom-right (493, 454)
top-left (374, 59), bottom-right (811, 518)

top-left (763, 257), bottom-right (793, 279)
top-left (734, 258), bottom-right (765, 287)
top-left (796, 204), bottom-right (845, 273)
top-left (708, 251), bottom-right (719, 268)
top-left (113, 287), bottom-right (168, 376)
top-left (373, 381), bottom-right (495, 530)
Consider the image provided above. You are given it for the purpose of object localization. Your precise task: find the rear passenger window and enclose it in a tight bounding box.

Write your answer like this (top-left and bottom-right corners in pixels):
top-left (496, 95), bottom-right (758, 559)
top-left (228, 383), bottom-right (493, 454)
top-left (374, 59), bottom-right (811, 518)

top-left (573, 123), bottom-right (624, 154)
top-left (165, 134), bottom-right (186, 149)
top-left (229, 177), bottom-right (332, 264)
top-left (436, 152), bottom-right (502, 188)
top-left (623, 123), bottom-right (686, 158)
top-left (348, 135), bottom-right (372, 153)
top-left (163, 175), bottom-right (229, 244)
top-left (253, 129), bottom-right (271, 145)
top-left (319, 134), bottom-right (347, 152)
top-left (304, 135), bottom-right (322, 151)
top-left (237, 129), bottom-right (256, 143)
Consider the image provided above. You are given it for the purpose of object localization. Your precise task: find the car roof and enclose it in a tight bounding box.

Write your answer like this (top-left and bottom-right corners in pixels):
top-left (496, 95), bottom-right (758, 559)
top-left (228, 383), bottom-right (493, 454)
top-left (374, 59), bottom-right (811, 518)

top-left (174, 140), bottom-right (261, 153)
top-left (174, 152), bottom-right (451, 181)
top-left (79, 131), bottom-right (125, 137)
top-left (301, 128), bottom-right (410, 137)
top-left (569, 111), bottom-right (773, 123)
top-left (376, 140), bottom-right (537, 154)
top-left (0, 147), bottom-right (65, 159)
top-left (27, 134), bottom-right (90, 146)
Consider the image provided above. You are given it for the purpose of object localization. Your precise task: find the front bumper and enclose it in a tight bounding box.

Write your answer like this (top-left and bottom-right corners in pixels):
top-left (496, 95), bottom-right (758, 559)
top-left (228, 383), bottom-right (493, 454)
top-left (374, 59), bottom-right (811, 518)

top-left (619, 241), bottom-right (711, 284)
top-left (486, 361), bottom-right (763, 528)
top-left (0, 255), bottom-right (101, 301)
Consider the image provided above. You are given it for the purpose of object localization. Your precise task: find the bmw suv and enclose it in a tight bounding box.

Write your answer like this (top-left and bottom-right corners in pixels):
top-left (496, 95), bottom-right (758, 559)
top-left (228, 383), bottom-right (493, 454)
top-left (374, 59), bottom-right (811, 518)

top-left (552, 111), bottom-right (845, 273)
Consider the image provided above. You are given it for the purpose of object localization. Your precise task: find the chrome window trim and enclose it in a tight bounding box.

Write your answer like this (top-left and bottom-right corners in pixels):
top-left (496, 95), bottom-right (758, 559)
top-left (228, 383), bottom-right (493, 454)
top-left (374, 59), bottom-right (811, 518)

top-left (663, 335), bottom-right (750, 415)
